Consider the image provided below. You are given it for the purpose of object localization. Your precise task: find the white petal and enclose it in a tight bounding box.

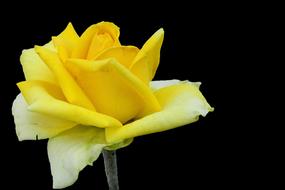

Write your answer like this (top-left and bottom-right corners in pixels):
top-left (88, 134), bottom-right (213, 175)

top-left (150, 79), bottom-right (201, 91)
top-left (48, 126), bottom-right (106, 189)
top-left (12, 93), bottom-right (76, 141)
top-left (150, 79), bottom-right (181, 91)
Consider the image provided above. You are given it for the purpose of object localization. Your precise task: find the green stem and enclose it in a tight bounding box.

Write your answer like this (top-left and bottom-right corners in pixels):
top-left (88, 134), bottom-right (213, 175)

top-left (103, 150), bottom-right (119, 190)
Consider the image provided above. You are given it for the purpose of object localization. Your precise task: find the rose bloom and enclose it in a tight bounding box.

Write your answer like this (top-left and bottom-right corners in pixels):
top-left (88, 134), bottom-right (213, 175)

top-left (12, 22), bottom-right (213, 188)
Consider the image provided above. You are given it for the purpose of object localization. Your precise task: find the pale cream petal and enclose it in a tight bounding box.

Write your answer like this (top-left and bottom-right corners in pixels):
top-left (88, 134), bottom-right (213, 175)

top-left (150, 79), bottom-right (182, 91)
top-left (12, 93), bottom-right (76, 140)
top-left (150, 79), bottom-right (202, 91)
top-left (48, 126), bottom-right (106, 189)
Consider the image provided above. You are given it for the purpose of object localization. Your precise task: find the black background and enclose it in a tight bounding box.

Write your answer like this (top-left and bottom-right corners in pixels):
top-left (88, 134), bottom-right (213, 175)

top-left (0, 3), bottom-right (258, 190)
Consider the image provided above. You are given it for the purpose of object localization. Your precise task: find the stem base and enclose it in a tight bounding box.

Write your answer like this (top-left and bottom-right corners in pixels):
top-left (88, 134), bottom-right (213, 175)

top-left (103, 150), bottom-right (119, 190)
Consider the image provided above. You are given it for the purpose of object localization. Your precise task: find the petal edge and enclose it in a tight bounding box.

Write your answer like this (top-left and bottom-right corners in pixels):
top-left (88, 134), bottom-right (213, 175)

top-left (106, 81), bottom-right (213, 143)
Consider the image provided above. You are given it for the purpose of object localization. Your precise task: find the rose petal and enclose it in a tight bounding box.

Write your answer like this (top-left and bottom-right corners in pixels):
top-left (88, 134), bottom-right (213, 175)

top-left (18, 80), bottom-right (122, 128)
top-left (87, 33), bottom-right (115, 59)
top-left (52, 22), bottom-right (80, 62)
top-left (20, 47), bottom-right (57, 84)
top-left (130, 28), bottom-right (164, 83)
top-left (150, 79), bottom-right (201, 91)
top-left (52, 23), bottom-right (79, 55)
top-left (48, 125), bottom-right (106, 189)
top-left (35, 46), bottom-right (96, 111)
top-left (71, 22), bottom-right (120, 59)
top-left (105, 80), bottom-right (213, 143)
top-left (12, 93), bottom-right (76, 141)
top-left (95, 46), bottom-right (139, 68)
top-left (65, 58), bottom-right (161, 123)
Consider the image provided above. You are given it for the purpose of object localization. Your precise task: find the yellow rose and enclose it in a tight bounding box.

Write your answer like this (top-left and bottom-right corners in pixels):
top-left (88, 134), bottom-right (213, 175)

top-left (12, 22), bottom-right (213, 188)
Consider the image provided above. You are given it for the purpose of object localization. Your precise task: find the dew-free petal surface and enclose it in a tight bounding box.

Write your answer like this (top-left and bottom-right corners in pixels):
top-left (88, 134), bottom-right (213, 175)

top-left (95, 46), bottom-right (139, 68)
top-left (20, 48), bottom-right (57, 84)
top-left (35, 46), bottom-right (95, 110)
top-left (71, 22), bottom-right (120, 59)
top-left (65, 58), bottom-right (161, 123)
top-left (18, 80), bottom-right (122, 128)
top-left (52, 22), bottom-right (79, 57)
top-left (130, 28), bottom-right (164, 83)
top-left (106, 80), bottom-right (213, 142)
top-left (12, 93), bottom-right (76, 140)
top-left (48, 125), bottom-right (106, 189)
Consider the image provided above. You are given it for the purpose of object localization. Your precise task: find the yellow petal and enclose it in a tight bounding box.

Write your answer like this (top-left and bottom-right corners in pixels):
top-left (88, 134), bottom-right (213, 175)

top-left (52, 22), bottom-right (79, 60)
top-left (20, 48), bottom-right (57, 84)
top-left (71, 22), bottom-right (120, 59)
top-left (54, 44), bottom-right (69, 63)
top-left (130, 28), bottom-right (164, 83)
top-left (43, 41), bottom-right (57, 51)
top-left (106, 80), bottom-right (213, 143)
top-left (95, 46), bottom-right (139, 68)
top-left (65, 58), bottom-right (161, 124)
top-left (87, 33), bottom-right (114, 59)
top-left (48, 125), bottom-right (106, 188)
top-left (35, 46), bottom-right (95, 111)
top-left (12, 93), bottom-right (76, 140)
top-left (52, 23), bottom-right (79, 55)
top-left (18, 80), bottom-right (122, 128)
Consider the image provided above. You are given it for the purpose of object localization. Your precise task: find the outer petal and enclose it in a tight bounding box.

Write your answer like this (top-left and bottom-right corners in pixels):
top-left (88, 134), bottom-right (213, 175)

top-left (18, 80), bottom-right (122, 128)
top-left (71, 22), bottom-right (120, 59)
top-left (106, 80), bottom-right (213, 143)
top-left (130, 28), bottom-right (164, 83)
top-left (35, 46), bottom-right (95, 111)
top-left (20, 48), bottom-right (57, 84)
top-left (65, 58), bottom-right (161, 123)
top-left (150, 79), bottom-right (202, 90)
top-left (48, 125), bottom-right (106, 189)
top-left (12, 93), bottom-right (76, 140)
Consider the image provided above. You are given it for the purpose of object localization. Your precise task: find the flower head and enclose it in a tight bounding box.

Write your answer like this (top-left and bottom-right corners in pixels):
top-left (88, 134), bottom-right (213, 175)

top-left (12, 21), bottom-right (213, 188)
